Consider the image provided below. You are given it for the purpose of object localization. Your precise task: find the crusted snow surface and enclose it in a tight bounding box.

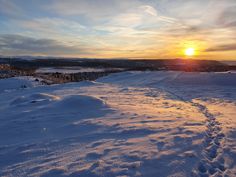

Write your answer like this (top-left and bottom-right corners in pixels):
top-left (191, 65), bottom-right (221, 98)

top-left (0, 71), bottom-right (235, 177)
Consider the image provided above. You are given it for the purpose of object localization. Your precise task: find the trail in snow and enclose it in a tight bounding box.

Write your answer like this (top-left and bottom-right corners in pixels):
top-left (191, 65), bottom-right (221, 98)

top-left (193, 102), bottom-right (226, 177)
top-left (163, 86), bottom-right (227, 176)
top-left (152, 86), bottom-right (229, 176)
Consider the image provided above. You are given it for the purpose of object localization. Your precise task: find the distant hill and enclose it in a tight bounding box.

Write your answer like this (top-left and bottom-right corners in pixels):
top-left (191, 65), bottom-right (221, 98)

top-left (220, 61), bottom-right (236, 66)
top-left (0, 57), bottom-right (233, 72)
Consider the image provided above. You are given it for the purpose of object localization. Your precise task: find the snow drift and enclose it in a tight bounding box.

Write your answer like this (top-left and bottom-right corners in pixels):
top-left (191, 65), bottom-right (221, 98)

top-left (0, 71), bottom-right (236, 177)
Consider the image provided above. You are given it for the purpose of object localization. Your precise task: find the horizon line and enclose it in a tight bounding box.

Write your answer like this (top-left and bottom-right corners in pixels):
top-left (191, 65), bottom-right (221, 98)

top-left (0, 55), bottom-right (236, 61)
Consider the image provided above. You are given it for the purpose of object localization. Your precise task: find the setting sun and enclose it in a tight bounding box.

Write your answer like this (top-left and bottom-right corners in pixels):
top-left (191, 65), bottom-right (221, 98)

top-left (185, 48), bottom-right (195, 57)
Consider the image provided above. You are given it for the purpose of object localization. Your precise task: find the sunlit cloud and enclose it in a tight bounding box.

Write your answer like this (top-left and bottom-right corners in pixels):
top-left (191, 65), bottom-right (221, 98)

top-left (217, 5), bottom-right (236, 28)
top-left (19, 18), bottom-right (86, 37)
top-left (206, 44), bottom-right (236, 52)
top-left (0, 0), bottom-right (235, 60)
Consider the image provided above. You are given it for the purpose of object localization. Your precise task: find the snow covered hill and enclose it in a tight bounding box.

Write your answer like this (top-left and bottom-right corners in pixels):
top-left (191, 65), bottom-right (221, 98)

top-left (0, 71), bottom-right (235, 177)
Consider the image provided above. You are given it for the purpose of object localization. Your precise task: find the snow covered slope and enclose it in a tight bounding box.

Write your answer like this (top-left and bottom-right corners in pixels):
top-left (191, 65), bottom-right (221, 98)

top-left (0, 71), bottom-right (235, 177)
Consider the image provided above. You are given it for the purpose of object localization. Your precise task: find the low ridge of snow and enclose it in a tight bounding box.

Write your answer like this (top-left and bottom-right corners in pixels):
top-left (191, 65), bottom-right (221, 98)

top-left (98, 71), bottom-right (236, 87)
top-left (0, 77), bottom-right (41, 93)
top-left (0, 71), bottom-right (235, 177)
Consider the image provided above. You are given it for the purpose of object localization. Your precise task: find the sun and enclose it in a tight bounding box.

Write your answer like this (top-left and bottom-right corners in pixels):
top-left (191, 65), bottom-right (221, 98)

top-left (185, 48), bottom-right (195, 57)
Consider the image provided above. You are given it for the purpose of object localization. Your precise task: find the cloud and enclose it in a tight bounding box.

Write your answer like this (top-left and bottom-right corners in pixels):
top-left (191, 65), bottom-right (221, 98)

top-left (217, 6), bottom-right (236, 28)
top-left (19, 18), bottom-right (86, 37)
top-left (140, 5), bottom-right (157, 16)
top-left (108, 13), bottom-right (142, 28)
top-left (1, 0), bottom-right (236, 59)
top-left (47, 0), bottom-right (143, 20)
top-left (206, 44), bottom-right (236, 52)
top-left (0, 0), bottom-right (24, 17)
top-left (0, 34), bottom-right (89, 56)
top-left (94, 4), bottom-right (175, 35)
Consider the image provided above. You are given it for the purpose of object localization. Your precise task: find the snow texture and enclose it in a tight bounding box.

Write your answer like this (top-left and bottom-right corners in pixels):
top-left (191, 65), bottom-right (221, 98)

top-left (0, 71), bottom-right (235, 177)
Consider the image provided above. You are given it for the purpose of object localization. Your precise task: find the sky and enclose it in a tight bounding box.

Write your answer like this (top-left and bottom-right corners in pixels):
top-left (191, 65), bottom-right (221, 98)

top-left (0, 0), bottom-right (236, 60)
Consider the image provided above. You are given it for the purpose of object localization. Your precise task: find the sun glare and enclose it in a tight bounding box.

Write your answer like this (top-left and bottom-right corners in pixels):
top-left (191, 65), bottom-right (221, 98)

top-left (185, 48), bottom-right (195, 57)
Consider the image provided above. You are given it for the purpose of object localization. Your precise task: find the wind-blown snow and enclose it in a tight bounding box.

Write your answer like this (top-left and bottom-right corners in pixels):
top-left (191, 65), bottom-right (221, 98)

top-left (0, 77), bottom-right (41, 93)
top-left (0, 71), bottom-right (235, 177)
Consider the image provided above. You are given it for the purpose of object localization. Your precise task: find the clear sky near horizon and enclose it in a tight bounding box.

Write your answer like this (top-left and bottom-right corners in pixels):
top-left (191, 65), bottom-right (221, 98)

top-left (0, 0), bottom-right (236, 60)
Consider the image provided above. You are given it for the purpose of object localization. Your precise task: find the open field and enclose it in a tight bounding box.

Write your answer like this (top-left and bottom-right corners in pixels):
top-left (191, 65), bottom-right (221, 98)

top-left (0, 71), bottom-right (235, 177)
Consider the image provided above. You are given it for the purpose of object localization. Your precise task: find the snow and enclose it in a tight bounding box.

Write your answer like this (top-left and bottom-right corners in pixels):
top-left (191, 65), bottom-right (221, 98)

top-left (36, 67), bottom-right (123, 74)
top-left (0, 77), bottom-right (41, 93)
top-left (0, 71), bottom-right (236, 177)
